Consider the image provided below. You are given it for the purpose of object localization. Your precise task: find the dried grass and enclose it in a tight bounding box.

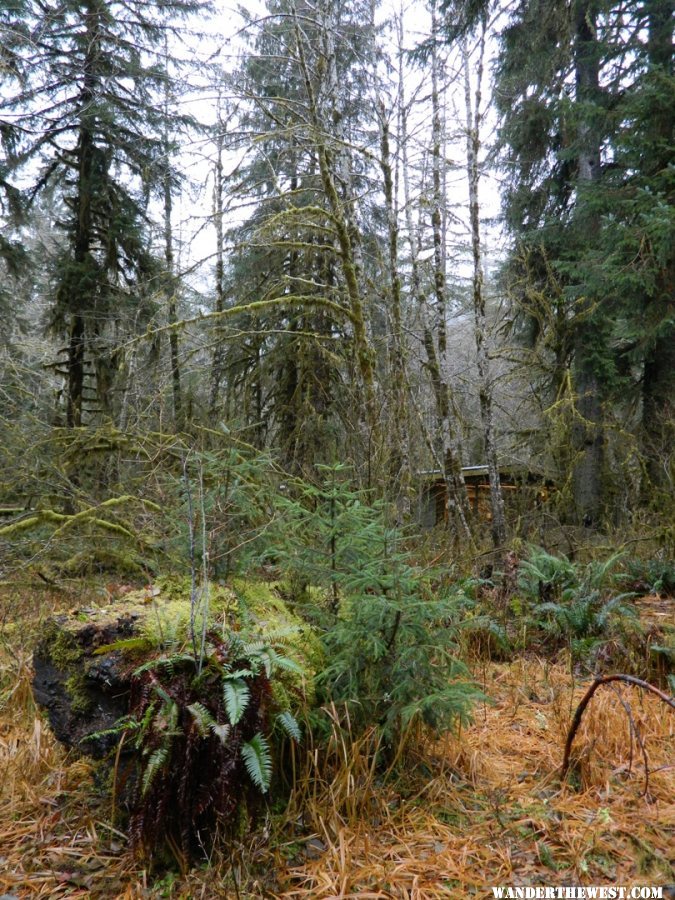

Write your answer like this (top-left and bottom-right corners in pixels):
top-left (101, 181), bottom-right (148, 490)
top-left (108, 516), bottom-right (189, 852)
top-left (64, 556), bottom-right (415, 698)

top-left (273, 655), bottom-right (673, 899)
top-left (0, 586), bottom-right (673, 898)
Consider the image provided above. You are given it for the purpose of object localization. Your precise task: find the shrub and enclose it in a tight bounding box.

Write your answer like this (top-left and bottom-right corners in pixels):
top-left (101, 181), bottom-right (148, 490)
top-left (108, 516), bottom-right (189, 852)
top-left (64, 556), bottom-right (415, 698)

top-left (275, 467), bottom-right (484, 754)
top-left (622, 557), bottom-right (675, 597)
top-left (464, 547), bottom-right (653, 674)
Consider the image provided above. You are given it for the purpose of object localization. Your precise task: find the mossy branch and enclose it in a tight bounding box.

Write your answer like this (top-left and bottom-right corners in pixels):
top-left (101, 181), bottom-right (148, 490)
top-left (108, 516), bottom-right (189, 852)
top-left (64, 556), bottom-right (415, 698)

top-left (0, 495), bottom-right (160, 539)
top-left (122, 294), bottom-right (356, 351)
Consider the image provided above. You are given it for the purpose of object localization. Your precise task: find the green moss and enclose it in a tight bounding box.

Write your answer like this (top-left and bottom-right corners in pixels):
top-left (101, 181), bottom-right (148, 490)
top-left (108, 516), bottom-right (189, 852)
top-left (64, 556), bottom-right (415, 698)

top-left (271, 679), bottom-right (292, 712)
top-left (153, 574), bottom-right (194, 602)
top-left (36, 622), bottom-right (93, 714)
top-left (59, 548), bottom-right (149, 577)
top-left (41, 622), bottom-right (83, 670)
top-left (234, 580), bottom-right (323, 658)
top-left (65, 672), bottom-right (93, 714)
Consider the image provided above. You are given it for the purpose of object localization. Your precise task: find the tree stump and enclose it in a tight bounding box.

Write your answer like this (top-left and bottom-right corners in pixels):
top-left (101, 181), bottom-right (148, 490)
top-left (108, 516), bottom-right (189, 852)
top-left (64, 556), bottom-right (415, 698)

top-left (32, 605), bottom-right (143, 757)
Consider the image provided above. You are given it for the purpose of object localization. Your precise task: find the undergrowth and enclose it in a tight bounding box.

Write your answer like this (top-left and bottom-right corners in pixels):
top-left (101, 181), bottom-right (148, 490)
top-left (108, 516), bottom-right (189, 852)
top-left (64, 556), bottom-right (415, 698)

top-left (119, 629), bottom-right (302, 867)
top-left (2, 447), bottom-right (673, 889)
top-left (457, 546), bottom-right (673, 681)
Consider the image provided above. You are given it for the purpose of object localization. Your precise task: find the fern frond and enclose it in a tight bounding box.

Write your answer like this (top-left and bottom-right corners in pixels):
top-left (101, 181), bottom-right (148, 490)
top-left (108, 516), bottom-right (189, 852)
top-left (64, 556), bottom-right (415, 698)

top-left (133, 653), bottom-right (195, 677)
top-left (241, 732), bottom-right (272, 792)
top-left (276, 710), bottom-right (302, 742)
top-left (210, 721), bottom-right (231, 745)
top-left (139, 699), bottom-right (159, 738)
top-left (80, 716), bottom-right (140, 743)
top-left (253, 626), bottom-right (300, 645)
top-left (187, 701), bottom-right (217, 737)
top-left (250, 646), bottom-right (303, 677)
top-left (596, 594), bottom-right (637, 628)
top-left (142, 745), bottom-right (169, 796)
top-left (266, 648), bottom-right (303, 675)
top-left (241, 639), bottom-right (266, 655)
top-left (223, 678), bottom-right (250, 725)
top-left (225, 667), bottom-right (255, 679)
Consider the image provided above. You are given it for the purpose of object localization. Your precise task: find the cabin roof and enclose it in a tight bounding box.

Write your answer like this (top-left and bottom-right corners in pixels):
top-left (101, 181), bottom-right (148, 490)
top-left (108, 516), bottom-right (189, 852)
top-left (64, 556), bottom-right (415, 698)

top-left (417, 464), bottom-right (554, 484)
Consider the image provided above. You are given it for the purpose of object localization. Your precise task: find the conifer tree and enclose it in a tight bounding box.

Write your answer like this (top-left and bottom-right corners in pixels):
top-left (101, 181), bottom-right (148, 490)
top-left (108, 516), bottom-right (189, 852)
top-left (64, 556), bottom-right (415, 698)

top-left (211, 0), bottom-right (381, 479)
top-left (1, 0), bottom-right (204, 427)
top-left (492, 0), bottom-right (674, 521)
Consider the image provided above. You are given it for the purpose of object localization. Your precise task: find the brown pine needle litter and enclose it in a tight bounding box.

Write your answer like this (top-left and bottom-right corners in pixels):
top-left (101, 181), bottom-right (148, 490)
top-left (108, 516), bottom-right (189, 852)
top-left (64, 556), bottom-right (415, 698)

top-left (0, 587), bottom-right (673, 899)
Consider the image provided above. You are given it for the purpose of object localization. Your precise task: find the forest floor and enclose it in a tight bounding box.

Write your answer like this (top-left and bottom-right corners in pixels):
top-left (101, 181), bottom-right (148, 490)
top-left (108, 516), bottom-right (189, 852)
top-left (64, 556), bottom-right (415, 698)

top-left (0, 584), bottom-right (673, 899)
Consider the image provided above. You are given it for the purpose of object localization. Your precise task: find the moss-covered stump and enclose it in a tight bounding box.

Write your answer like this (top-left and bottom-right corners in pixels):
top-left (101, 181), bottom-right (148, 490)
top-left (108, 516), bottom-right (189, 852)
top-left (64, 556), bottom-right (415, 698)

top-left (32, 578), bottom-right (322, 862)
top-left (32, 578), bottom-right (321, 758)
top-left (33, 608), bottom-right (140, 757)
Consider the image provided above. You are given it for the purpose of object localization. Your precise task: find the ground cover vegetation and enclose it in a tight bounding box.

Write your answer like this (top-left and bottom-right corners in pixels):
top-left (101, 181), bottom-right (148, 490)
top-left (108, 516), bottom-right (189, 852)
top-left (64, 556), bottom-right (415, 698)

top-left (0, 0), bottom-right (673, 894)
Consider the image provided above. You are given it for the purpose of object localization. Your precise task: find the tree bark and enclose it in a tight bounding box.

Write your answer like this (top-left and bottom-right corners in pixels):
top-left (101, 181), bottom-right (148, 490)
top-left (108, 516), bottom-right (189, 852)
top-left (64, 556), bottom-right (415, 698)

top-left (162, 39), bottom-right (183, 432)
top-left (462, 31), bottom-right (506, 547)
top-left (66, 1), bottom-right (100, 429)
top-left (571, 0), bottom-right (604, 526)
top-left (377, 94), bottom-right (411, 512)
top-left (641, 0), bottom-right (675, 493)
top-left (428, 7), bottom-right (472, 536)
top-left (395, 13), bottom-right (471, 539)
top-left (292, 6), bottom-right (379, 443)
top-left (209, 113), bottom-right (226, 418)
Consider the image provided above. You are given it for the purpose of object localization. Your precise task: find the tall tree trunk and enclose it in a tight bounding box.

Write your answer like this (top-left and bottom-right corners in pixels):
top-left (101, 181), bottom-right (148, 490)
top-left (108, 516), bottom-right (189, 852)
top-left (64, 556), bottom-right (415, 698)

top-left (209, 116), bottom-right (226, 418)
top-left (641, 0), bottom-right (675, 493)
top-left (430, 6), bottom-right (472, 536)
top-left (292, 6), bottom-right (379, 444)
top-left (377, 95), bottom-right (411, 512)
top-left (163, 38), bottom-right (182, 431)
top-left (462, 31), bottom-right (506, 547)
top-left (164, 166), bottom-right (182, 431)
top-left (397, 12), bottom-right (471, 540)
top-left (571, 0), bottom-right (604, 526)
top-left (66, 2), bottom-right (99, 429)
top-left (66, 314), bottom-right (86, 429)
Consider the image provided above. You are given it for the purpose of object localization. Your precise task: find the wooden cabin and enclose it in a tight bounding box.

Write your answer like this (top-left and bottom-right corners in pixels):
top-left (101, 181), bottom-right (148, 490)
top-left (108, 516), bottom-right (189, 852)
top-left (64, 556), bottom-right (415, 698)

top-left (418, 465), bottom-right (550, 528)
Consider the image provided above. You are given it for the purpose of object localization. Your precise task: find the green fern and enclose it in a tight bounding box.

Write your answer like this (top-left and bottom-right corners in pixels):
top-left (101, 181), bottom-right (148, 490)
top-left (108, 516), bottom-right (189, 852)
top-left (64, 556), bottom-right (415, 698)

top-left (223, 678), bottom-right (250, 725)
top-left (518, 547), bottom-right (577, 599)
top-left (225, 667), bottom-right (255, 679)
top-left (595, 593), bottom-right (637, 629)
top-left (257, 647), bottom-right (303, 677)
top-left (276, 710), bottom-right (302, 742)
top-left (142, 745), bottom-right (170, 796)
top-left (80, 715), bottom-right (140, 744)
top-left (248, 625), bottom-right (300, 647)
top-left (187, 701), bottom-right (217, 737)
top-left (210, 721), bottom-right (231, 745)
top-left (138, 699), bottom-right (159, 739)
top-left (585, 552), bottom-right (625, 592)
top-left (187, 702), bottom-right (231, 744)
top-left (240, 639), bottom-right (267, 655)
top-left (241, 732), bottom-right (272, 792)
top-left (133, 653), bottom-right (195, 678)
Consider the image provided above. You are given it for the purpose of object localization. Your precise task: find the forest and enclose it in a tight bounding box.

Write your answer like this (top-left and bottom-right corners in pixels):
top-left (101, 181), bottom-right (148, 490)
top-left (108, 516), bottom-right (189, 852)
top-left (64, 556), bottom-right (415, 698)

top-left (0, 0), bottom-right (673, 896)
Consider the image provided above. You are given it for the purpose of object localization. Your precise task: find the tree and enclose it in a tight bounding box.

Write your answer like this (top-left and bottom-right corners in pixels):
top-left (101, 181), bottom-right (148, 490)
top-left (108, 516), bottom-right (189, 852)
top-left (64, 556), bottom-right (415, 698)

top-left (1, 0), bottom-right (203, 429)
top-left (577, 0), bottom-right (674, 497)
top-left (494, 0), bottom-right (674, 521)
top-left (207, 0), bottom-right (383, 480)
top-left (493, 0), bottom-right (611, 523)
top-left (462, 22), bottom-right (506, 545)
top-left (401, 5), bottom-right (473, 538)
